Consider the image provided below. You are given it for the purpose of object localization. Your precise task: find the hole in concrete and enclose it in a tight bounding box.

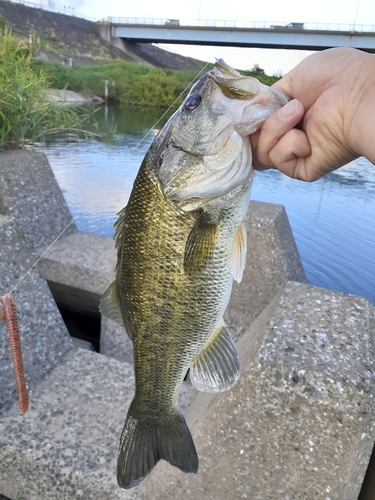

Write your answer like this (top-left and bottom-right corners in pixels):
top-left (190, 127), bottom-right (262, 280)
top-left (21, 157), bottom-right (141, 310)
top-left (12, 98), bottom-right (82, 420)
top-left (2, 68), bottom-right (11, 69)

top-left (58, 305), bottom-right (101, 352)
top-left (358, 441), bottom-right (375, 500)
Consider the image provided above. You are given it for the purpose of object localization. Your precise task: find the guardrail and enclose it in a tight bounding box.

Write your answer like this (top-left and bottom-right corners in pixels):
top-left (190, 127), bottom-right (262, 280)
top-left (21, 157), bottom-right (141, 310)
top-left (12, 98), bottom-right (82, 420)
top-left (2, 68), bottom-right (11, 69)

top-left (7, 4), bottom-right (375, 34)
top-left (108, 17), bottom-right (375, 33)
top-left (11, 0), bottom-right (98, 22)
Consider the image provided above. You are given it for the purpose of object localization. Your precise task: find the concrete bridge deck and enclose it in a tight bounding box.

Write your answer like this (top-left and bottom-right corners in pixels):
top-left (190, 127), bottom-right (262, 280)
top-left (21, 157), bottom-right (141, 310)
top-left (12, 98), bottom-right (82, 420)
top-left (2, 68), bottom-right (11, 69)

top-left (105, 18), bottom-right (375, 52)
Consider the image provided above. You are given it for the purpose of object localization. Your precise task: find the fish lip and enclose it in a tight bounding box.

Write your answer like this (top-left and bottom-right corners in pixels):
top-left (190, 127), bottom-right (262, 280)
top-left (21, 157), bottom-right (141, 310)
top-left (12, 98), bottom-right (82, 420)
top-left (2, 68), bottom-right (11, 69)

top-left (269, 86), bottom-right (290, 106)
top-left (213, 58), bottom-right (241, 78)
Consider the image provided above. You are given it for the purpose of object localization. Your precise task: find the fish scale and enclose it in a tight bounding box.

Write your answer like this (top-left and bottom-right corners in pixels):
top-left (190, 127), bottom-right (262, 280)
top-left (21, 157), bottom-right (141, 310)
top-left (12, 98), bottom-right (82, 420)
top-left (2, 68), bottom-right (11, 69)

top-left (99, 59), bottom-right (289, 489)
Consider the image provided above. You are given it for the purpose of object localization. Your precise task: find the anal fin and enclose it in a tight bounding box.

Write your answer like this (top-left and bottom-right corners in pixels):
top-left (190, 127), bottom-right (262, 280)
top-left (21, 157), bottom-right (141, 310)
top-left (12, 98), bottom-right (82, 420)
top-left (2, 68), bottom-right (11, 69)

top-left (190, 324), bottom-right (240, 393)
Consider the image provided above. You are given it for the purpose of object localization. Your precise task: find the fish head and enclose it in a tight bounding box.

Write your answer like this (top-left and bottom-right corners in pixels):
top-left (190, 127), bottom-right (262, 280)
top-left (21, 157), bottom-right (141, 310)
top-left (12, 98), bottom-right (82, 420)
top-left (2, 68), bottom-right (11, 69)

top-left (158, 59), bottom-right (289, 209)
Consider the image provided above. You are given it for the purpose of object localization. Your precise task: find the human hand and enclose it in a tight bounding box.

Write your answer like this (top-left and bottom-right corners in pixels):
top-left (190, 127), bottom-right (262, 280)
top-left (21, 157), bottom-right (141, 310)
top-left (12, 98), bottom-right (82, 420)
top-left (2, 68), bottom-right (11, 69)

top-left (251, 48), bottom-right (375, 181)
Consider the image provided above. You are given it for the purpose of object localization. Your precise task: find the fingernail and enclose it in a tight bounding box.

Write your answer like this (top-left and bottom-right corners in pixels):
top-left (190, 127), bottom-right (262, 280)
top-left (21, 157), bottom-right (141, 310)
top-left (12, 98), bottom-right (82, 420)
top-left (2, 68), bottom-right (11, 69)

top-left (277, 99), bottom-right (299, 119)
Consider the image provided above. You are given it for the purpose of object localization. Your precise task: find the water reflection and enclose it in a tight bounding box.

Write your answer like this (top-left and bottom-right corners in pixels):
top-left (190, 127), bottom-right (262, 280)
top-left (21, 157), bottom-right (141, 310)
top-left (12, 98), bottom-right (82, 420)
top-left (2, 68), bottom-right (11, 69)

top-left (30, 105), bottom-right (375, 306)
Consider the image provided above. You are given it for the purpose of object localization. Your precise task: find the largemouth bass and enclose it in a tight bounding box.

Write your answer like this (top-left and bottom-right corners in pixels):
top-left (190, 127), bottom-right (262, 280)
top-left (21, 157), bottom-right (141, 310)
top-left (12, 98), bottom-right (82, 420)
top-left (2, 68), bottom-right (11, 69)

top-left (100, 60), bottom-right (288, 489)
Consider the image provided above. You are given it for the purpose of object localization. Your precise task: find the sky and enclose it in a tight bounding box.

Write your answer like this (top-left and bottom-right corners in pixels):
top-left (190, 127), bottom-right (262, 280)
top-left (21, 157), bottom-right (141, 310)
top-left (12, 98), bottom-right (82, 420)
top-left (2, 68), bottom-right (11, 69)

top-left (40, 0), bottom-right (375, 75)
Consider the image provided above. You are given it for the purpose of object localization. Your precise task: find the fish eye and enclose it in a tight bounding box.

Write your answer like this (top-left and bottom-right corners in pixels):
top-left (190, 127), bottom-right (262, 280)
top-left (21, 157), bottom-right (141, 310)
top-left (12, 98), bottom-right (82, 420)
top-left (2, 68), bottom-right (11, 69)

top-left (184, 94), bottom-right (202, 111)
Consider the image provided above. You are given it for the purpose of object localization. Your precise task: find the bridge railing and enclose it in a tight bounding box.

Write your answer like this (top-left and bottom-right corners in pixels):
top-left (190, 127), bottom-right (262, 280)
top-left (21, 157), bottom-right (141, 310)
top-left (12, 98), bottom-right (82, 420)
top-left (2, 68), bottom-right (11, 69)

top-left (108, 17), bottom-right (375, 33)
top-left (11, 0), bottom-right (98, 22)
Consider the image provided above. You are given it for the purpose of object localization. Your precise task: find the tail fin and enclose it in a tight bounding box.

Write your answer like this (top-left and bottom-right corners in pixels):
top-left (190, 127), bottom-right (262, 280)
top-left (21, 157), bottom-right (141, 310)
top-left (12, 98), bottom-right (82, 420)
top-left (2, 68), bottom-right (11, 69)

top-left (117, 409), bottom-right (198, 489)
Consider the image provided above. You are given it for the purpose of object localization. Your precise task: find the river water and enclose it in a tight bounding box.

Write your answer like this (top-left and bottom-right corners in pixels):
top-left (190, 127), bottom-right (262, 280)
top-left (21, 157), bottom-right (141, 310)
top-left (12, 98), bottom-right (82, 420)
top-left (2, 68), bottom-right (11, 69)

top-left (29, 105), bottom-right (375, 306)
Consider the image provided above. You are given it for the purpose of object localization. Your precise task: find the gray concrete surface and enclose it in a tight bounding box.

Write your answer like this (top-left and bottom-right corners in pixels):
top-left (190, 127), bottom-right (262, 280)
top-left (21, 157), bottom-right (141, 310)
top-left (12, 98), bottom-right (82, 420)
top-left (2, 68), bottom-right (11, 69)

top-left (0, 214), bottom-right (74, 416)
top-left (0, 152), bottom-right (77, 416)
top-left (226, 200), bottom-right (306, 341)
top-left (0, 151), bottom-right (77, 252)
top-left (1, 151), bottom-right (375, 500)
top-left (38, 231), bottom-right (116, 316)
top-left (138, 282), bottom-right (375, 500)
top-left (0, 349), bottom-right (136, 500)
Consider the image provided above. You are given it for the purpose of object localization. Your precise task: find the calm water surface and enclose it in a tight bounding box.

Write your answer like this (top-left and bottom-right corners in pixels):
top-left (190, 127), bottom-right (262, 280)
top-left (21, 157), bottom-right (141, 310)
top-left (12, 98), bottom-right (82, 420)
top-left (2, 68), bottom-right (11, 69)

top-left (30, 106), bottom-right (375, 306)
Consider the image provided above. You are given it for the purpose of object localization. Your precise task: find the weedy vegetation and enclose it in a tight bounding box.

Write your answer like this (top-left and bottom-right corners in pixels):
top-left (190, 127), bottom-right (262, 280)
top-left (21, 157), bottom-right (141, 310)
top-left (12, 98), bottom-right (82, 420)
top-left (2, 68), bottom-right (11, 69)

top-left (0, 29), bottom-right (101, 150)
top-left (35, 60), bottom-right (280, 108)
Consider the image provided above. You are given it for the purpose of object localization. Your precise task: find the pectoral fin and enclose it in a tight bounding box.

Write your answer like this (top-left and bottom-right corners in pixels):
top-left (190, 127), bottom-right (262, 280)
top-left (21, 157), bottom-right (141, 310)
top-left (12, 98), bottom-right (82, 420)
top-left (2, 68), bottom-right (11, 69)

top-left (99, 281), bottom-right (126, 329)
top-left (190, 324), bottom-right (240, 393)
top-left (184, 213), bottom-right (220, 276)
top-left (231, 221), bottom-right (247, 283)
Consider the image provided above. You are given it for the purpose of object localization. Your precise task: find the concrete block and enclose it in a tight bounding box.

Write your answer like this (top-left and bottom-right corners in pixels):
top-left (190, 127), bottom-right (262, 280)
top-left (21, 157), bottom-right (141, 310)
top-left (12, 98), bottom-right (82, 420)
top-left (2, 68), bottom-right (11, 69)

top-left (226, 200), bottom-right (306, 341)
top-left (100, 316), bottom-right (133, 365)
top-left (38, 231), bottom-right (116, 316)
top-left (0, 347), bottom-right (195, 500)
top-left (0, 151), bottom-right (76, 252)
top-left (136, 282), bottom-right (375, 500)
top-left (0, 350), bottom-right (135, 500)
top-left (0, 150), bottom-right (80, 413)
top-left (0, 215), bottom-right (74, 416)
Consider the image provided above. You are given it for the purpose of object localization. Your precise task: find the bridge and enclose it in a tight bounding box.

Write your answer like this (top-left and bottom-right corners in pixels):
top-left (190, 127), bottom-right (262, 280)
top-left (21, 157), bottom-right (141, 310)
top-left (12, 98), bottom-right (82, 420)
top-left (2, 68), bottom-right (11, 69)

top-left (105, 18), bottom-right (375, 52)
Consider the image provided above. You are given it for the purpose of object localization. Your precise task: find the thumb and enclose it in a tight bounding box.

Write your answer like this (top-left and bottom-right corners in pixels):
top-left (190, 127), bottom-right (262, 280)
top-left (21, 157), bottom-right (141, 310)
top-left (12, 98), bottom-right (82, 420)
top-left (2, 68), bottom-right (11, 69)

top-left (253, 99), bottom-right (305, 168)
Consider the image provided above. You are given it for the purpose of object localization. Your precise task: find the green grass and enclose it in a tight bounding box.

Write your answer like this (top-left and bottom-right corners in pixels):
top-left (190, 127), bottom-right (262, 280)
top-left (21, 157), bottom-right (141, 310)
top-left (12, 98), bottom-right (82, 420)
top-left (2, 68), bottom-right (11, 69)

top-left (0, 29), bottom-right (102, 150)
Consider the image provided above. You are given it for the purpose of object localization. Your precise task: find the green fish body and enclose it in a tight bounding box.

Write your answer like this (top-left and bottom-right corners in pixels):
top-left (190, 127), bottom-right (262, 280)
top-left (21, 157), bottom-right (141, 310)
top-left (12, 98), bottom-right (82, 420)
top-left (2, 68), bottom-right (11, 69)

top-left (100, 60), bottom-right (288, 489)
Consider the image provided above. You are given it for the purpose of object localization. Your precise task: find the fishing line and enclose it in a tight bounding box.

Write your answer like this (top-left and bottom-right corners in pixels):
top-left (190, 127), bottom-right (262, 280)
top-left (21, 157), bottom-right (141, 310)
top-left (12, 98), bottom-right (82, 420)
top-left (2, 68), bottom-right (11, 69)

top-left (129, 61), bottom-right (211, 154)
top-left (353, 0), bottom-right (361, 27)
top-left (1, 60), bottom-right (212, 413)
top-left (6, 61), bottom-right (212, 295)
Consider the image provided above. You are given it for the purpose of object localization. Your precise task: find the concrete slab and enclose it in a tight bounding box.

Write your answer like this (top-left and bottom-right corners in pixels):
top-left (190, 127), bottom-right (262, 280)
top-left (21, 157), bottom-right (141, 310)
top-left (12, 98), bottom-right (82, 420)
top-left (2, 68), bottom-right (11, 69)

top-left (135, 282), bottom-right (375, 500)
top-left (0, 151), bottom-right (77, 252)
top-left (100, 316), bottom-right (133, 365)
top-left (0, 349), bottom-right (136, 500)
top-left (226, 200), bottom-right (306, 341)
top-left (0, 215), bottom-right (74, 416)
top-left (0, 151), bottom-right (77, 412)
top-left (38, 231), bottom-right (116, 316)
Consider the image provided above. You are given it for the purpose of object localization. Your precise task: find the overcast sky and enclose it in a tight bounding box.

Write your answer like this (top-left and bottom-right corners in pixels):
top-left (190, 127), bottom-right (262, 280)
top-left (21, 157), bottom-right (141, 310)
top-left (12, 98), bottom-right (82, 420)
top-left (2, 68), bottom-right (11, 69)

top-left (50, 0), bottom-right (374, 75)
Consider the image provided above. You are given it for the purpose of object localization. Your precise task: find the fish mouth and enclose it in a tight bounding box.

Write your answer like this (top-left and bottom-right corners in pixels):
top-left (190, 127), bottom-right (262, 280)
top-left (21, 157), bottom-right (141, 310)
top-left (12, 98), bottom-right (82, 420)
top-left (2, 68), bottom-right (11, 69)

top-left (208, 73), bottom-right (257, 101)
top-left (214, 58), bottom-right (242, 78)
